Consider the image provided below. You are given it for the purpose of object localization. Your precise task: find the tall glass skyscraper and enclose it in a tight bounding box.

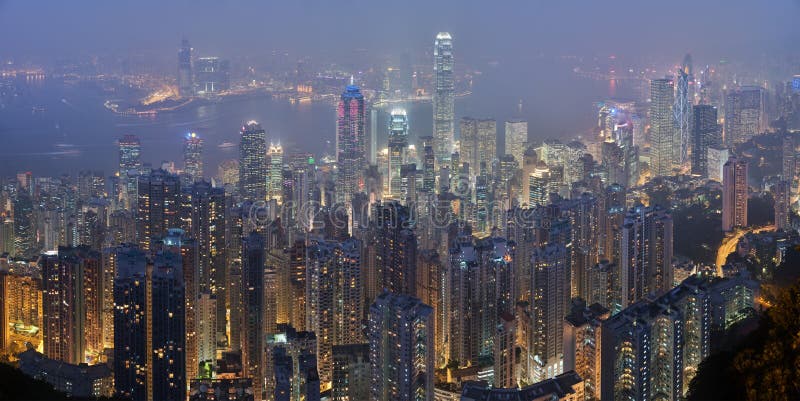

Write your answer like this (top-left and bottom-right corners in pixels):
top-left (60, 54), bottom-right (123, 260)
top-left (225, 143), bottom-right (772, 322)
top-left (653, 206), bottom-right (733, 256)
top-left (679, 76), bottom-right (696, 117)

top-left (387, 109), bottom-right (409, 198)
top-left (674, 68), bottom-right (691, 167)
top-left (650, 78), bottom-right (675, 177)
top-left (433, 32), bottom-right (454, 164)
top-left (335, 84), bottom-right (366, 205)
top-left (239, 121), bottom-right (268, 201)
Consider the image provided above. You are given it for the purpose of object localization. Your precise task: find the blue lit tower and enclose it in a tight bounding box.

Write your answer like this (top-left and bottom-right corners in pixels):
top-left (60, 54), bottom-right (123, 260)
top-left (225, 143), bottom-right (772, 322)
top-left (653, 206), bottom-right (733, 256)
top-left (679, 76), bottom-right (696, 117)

top-left (336, 84), bottom-right (367, 206)
top-left (433, 32), bottom-right (455, 164)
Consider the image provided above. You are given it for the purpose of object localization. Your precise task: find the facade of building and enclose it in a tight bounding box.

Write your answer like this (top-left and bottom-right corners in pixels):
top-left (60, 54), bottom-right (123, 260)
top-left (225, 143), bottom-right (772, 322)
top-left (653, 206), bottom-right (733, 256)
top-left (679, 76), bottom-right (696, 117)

top-left (336, 85), bottom-right (367, 206)
top-left (722, 158), bottom-right (748, 231)
top-left (239, 121), bottom-right (268, 201)
top-left (650, 78), bottom-right (676, 176)
top-left (433, 32), bottom-right (455, 163)
top-left (691, 105), bottom-right (721, 176)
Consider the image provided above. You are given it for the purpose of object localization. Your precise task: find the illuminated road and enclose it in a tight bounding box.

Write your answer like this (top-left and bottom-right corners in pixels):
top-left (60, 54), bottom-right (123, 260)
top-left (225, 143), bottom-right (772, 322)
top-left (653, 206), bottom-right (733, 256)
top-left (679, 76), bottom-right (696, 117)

top-left (715, 225), bottom-right (774, 276)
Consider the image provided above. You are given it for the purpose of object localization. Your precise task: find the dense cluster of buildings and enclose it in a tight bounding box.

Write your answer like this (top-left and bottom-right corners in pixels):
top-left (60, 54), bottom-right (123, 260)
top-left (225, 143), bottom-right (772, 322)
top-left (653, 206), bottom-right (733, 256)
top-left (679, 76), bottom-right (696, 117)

top-left (0, 32), bottom-right (798, 401)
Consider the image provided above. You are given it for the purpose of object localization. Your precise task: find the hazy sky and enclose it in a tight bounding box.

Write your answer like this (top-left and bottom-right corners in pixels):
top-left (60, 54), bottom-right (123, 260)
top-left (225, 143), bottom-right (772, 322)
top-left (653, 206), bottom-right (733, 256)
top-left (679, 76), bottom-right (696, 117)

top-left (1, 0), bottom-right (799, 66)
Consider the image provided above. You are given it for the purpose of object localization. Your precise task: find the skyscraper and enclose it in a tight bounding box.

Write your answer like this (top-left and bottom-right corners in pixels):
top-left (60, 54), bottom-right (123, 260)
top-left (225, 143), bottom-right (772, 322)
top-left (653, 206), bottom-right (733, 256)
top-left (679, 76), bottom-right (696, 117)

top-left (724, 86), bottom-right (764, 146)
top-left (433, 32), bottom-right (455, 163)
top-left (530, 243), bottom-right (570, 382)
top-left (178, 39), bottom-right (194, 97)
top-left (674, 68), bottom-right (692, 167)
top-left (118, 135), bottom-right (142, 210)
top-left (368, 292), bottom-right (434, 401)
top-left (650, 78), bottom-right (675, 176)
top-left (504, 119), bottom-right (528, 167)
top-left (268, 143), bottom-right (284, 202)
top-left (331, 343), bottom-right (370, 401)
top-left (691, 105), bottom-right (720, 176)
top-left (620, 205), bottom-right (673, 307)
top-left (136, 169), bottom-right (182, 250)
top-left (194, 57), bottom-right (231, 95)
top-left (239, 121), bottom-right (268, 201)
top-left (387, 109), bottom-right (409, 199)
top-left (336, 84), bottom-right (367, 206)
top-left (112, 246), bottom-right (147, 400)
top-left (459, 117), bottom-right (497, 177)
top-left (183, 132), bottom-right (204, 185)
top-left (722, 158), bottom-right (748, 231)
top-left (773, 180), bottom-right (790, 231)
top-left (241, 232), bottom-right (269, 400)
top-left (40, 246), bottom-right (103, 365)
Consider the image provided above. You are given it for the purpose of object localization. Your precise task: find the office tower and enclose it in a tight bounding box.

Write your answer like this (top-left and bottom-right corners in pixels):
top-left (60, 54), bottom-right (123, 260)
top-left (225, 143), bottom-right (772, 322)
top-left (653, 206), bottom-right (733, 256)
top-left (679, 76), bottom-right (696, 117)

top-left (369, 107), bottom-right (379, 165)
top-left (183, 132), bottom-right (204, 185)
top-left (528, 162), bottom-right (551, 207)
top-left (0, 213), bottom-right (14, 255)
top-left (691, 105), bottom-right (721, 176)
top-left (399, 164), bottom-right (418, 206)
top-left (529, 243), bottom-right (570, 382)
top-left (707, 146), bottom-right (730, 182)
top-left (306, 237), bottom-right (363, 384)
top-left (461, 372), bottom-right (584, 400)
top-left (241, 232), bottom-right (269, 400)
top-left (388, 109), bottom-right (409, 198)
top-left (773, 181), bottom-right (790, 231)
top-left (650, 78), bottom-right (675, 176)
top-left (118, 134), bottom-right (142, 210)
top-left (336, 84), bottom-right (367, 205)
top-left (421, 136), bottom-right (436, 193)
top-left (782, 134), bottom-right (796, 196)
top-left (369, 292), bottom-right (434, 401)
top-left (460, 118), bottom-right (497, 177)
top-left (674, 68), bottom-right (691, 166)
top-left (493, 313), bottom-right (517, 389)
top-left (602, 139), bottom-right (625, 186)
top-left (195, 57), bottom-right (230, 94)
top-left (505, 120), bottom-right (528, 167)
top-left (620, 205), bottom-right (673, 307)
top-left (136, 169), bottom-right (181, 250)
top-left (268, 143), bottom-right (284, 202)
top-left (370, 202), bottom-right (417, 295)
top-left (722, 158), bottom-right (748, 231)
top-left (218, 159), bottom-right (240, 190)
top-left (724, 86), bottom-right (764, 145)
top-left (178, 39), bottom-right (194, 97)
top-left (40, 246), bottom-right (103, 365)
top-left (267, 324), bottom-right (319, 401)
top-left (433, 32), bottom-right (455, 163)
top-left (564, 301), bottom-right (609, 401)
top-left (239, 121), bottom-right (268, 201)
top-left (332, 344), bottom-right (370, 401)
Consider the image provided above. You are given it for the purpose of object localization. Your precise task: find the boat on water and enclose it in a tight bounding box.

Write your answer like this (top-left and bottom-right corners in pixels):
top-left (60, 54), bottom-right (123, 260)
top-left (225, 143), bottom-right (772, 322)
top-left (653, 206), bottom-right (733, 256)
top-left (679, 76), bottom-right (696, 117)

top-left (218, 141), bottom-right (236, 149)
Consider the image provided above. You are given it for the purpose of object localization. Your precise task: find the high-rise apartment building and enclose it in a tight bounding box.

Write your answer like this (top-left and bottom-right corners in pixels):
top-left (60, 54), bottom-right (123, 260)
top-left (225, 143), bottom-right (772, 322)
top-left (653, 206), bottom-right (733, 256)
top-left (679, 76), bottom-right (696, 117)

top-left (619, 205), bottom-right (673, 307)
top-left (136, 169), bottom-right (182, 250)
top-left (368, 292), bottom-right (434, 401)
top-left (722, 158), bottom-right (748, 231)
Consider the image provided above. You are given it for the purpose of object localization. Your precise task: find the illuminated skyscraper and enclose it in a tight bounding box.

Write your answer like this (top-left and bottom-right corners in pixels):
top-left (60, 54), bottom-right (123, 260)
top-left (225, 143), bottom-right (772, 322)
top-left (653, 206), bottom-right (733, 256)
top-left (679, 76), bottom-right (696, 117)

top-left (268, 143), bottom-right (284, 202)
top-left (674, 68), bottom-right (692, 166)
top-left (368, 292), bottom-right (434, 401)
top-left (118, 135), bottom-right (142, 210)
top-left (336, 84), bottom-right (367, 205)
top-left (650, 78), bottom-right (675, 176)
top-left (722, 158), bottom-right (748, 231)
top-left (459, 117), bottom-right (497, 177)
top-left (564, 301), bottom-right (609, 401)
top-left (178, 39), bottom-right (194, 97)
top-left (691, 105), bottom-right (720, 176)
top-left (504, 119), bottom-right (527, 167)
top-left (183, 132), bottom-right (204, 185)
top-left (724, 86), bottom-right (764, 146)
top-left (136, 169), bottom-right (181, 250)
top-left (112, 245), bottom-right (147, 401)
top-left (433, 32), bottom-right (455, 163)
top-left (40, 246), bottom-right (103, 365)
top-left (773, 180), bottom-right (790, 231)
top-left (239, 121), bottom-right (268, 201)
top-left (529, 243), bottom-right (570, 382)
top-left (241, 232), bottom-right (269, 399)
top-left (387, 109), bottom-right (409, 198)
top-left (421, 136), bottom-right (436, 193)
